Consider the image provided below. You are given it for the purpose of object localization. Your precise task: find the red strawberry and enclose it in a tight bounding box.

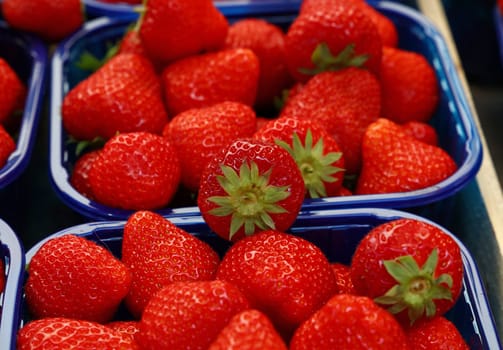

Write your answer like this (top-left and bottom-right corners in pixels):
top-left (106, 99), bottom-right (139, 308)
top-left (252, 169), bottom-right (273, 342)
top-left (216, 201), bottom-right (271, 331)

top-left (290, 294), bottom-right (410, 350)
top-left (356, 118), bottom-right (457, 195)
top-left (350, 218), bottom-right (464, 326)
top-left (70, 150), bottom-right (100, 200)
top-left (122, 210), bottom-right (220, 318)
top-left (216, 230), bottom-right (337, 338)
top-left (100, 0), bottom-right (141, 3)
top-left (285, 0), bottom-right (382, 82)
top-left (208, 309), bottom-right (288, 350)
top-left (254, 116), bottom-right (345, 198)
top-left (0, 258), bottom-right (5, 294)
top-left (401, 121), bottom-right (439, 146)
top-left (137, 280), bottom-right (250, 350)
top-left (0, 58), bottom-right (26, 124)
top-left (331, 262), bottom-right (356, 295)
top-left (163, 101), bottom-right (257, 192)
top-left (139, 0), bottom-right (228, 64)
top-left (0, 125), bottom-right (15, 168)
top-left (88, 132), bottom-right (181, 210)
top-left (62, 53), bottom-right (168, 141)
top-left (107, 321), bottom-right (140, 346)
top-left (279, 67), bottom-right (381, 175)
top-left (17, 318), bottom-right (138, 350)
top-left (162, 48), bottom-right (260, 116)
top-left (405, 316), bottom-right (469, 349)
top-left (2, 0), bottom-right (83, 42)
top-left (224, 18), bottom-right (294, 111)
top-left (24, 234), bottom-right (132, 323)
top-left (197, 138), bottom-right (305, 241)
top-left (380, 46), bottom-right (439, 123)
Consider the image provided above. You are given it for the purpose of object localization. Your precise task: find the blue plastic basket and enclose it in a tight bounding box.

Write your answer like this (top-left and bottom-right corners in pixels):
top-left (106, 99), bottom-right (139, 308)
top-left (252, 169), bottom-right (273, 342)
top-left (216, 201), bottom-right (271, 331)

top-left (49, 1), bottom-right (482, 221)
top-left (0, 219), bottom-right (25, 350)
top-left (18, 208), bottom-right (501, 349)
top-left (0, 21), bottom-right (48, 189)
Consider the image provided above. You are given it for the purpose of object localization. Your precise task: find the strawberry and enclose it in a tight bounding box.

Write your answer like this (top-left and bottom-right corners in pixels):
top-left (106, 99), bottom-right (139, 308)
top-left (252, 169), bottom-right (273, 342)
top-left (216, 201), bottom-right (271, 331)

top-left (162, 48), bottom-right (260, 116)
top-left (253, 116), bottom-right (345, 198)
top-left (70, 149), bottom-right (100, 200)
top-left (2, 0), bottom-right (83, 42)
top-left (0, 258), bottom-right (5, 294)
top-left (224, 18), bottom-right (294, 111)
top-left (208, 309), bottom-right (288, 350)
top-left (401, 121), bottom-right (439, 146)
top-left (380, 46), bottom-right (439, 123)
top-left (0, 58), bottom-right (26, 125)
top-left (0, 125), bottom-right (15, 168)
top-left (216, 230), bottom-right (337, 338)
top-left (197, 138), bottom-right (305, 241)
top-left (100, 0), bottom-right (141, 3)
top-left (122, 210), bottom-right (220, 318)
top-left (17, 317), bottom-right (138, 350)
top-left (405, 316), bottom-right (469, 349)
top-left (106, 321), bottom-right (140, 346)
top-left (279, 67), bottom-right (381, 175)
top-left (137, 280), bottom-right (250, 350)
top-left (88, 132), bottom-right (181, 210)
top-left (289, 294), bottom-right (410, 350)
top-left (285, 0), bottom-right (382, 82)
top-left (350, 218), bottom-right (464, 326)
top-left (62, 53), bottom-right (168, 141)
top-left (24, 234), bottom-right (132, 323)
top-left (331, 262), bottom-right (357, 295)
top-left (139, 0), bottom-right (228, 64)
top-left (356, 118), bottom-right (457, 195)
top-left (163, 101), bottom-right (257, 192)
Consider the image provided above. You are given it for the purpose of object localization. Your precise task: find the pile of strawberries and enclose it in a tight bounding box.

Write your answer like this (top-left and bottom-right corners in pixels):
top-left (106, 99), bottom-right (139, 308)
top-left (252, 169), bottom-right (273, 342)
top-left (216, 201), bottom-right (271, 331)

top-left (17, 211), bottom-right (470, 349)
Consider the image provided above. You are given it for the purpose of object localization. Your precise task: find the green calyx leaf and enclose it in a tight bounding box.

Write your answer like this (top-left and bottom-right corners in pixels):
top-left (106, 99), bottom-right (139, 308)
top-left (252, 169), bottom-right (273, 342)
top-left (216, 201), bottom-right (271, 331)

top-left (374, 248), bottom-right (454, 326)
top-left (207, 161), bottom-right (291, 240)
top-left (75, 41), bottom-right (119, 72)
top-left (298, 42), bottom-right (368, 76)
top-left (275, 130), bottom-right (343, 198)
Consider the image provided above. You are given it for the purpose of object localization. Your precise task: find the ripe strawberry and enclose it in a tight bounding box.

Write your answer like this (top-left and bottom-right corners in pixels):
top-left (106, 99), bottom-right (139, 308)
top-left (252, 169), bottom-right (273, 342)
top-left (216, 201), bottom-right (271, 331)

top-left (137, 280), bottom-right (250, 350)
top-left (70, 150), bottom-right (100, 200)
top-left (122, 210), bottom-right (220, 318)
top-left (224, 18), bottom-right (294, 111)
top-left (100, 0), bottom-right (141, 3)
top-left (401, 121), bottom-right (439, 146)
top-left (290, 294), bottom-right (410, 350)
top-left (208, 309), bottom-right (288, 350)
top-left (0, 258), bottom-right (5, 294)
top-left (331, 262), bottom-right (357, 295)
top-left (88, 132), bottom-right (181, 210)
top-left (17, 318), bottom-right (138, 350)
top-left (162, 48), bottom-right (260, 116)
top-left (197, 138), bottom-right (305, 241)
top-left (62, 53), bottom-right (168, 141)
top-left (0, 125), bottom-right (15, 168)
top-left (254, 116), bottom-right (345, 198)
top-left (356, 118), bottom-right (457, 194)
top-left (285, 0), bottom-right (382, 82)
top-left (163, 101), bottom-right (257, 192)
top-left (0, 58), bottom-right (26, 125)
top-left (380, 46), bottom-right (439, 123)
top-left (279, 67), bottom-right (381, 175)
top-left (405, 316), bottom-right (469, 349)
top-left (216, 230), bottom-right (337, 338)
top-left (107, 321), bottom-right (140, 346)
top-left (24, 234), bottom-right (132, 323)
top-left (2, 0), bottom-right (83, 42)
top-left (350, 218), bottom-right (464, 326)
top-left (139, 0), bottom-right (228, 64)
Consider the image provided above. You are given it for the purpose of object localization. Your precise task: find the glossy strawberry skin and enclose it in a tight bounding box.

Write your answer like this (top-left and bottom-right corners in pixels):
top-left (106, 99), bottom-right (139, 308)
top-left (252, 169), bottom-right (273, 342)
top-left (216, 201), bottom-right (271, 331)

top-left (88, 132), bottom-right (181, 210)
top-left (162, 48), bottom-right (260, 116)
top-left (0, 58), bottom-right (25, 124)
top-left (62, 53), bottom-right (168, 141)
top-left (401, 121), bottom-right (439, 146)
top-left (0, 125), bottom-right (15, 168)
top-left (290, 294), bottom-right (410, 350)
top-left (216, 230), bottom-right (337, 338)
top-left (17, 318), bottom-right (138, 350)
top-left (350, 218), bottom-right (463, 326)
top-left (356, 118), bottom-right (457, 195)
top-left (24, 234), bottom-right (132, 323)
top-left (331, 262), bottom-right (357, 295)
top-left (406, 316), bottom-right (469, 349)
top-left (106, 321), bottom-right (140, 347)
top-left (122, 211), bottom-right (220, 318)
top-left (164, 101), bottom-right (257, 192)
top-left (139, 0), bottom-right (228, 64)
top-left (137, 280), bottom-right (250, 350)
top-left (70, 150), bottom-right (100, 200)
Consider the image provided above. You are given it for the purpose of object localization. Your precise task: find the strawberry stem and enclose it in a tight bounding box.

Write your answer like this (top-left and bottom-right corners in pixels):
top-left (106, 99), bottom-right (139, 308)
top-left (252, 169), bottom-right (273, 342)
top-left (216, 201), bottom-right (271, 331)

top-left (299, 43), bottom-right (368, 76)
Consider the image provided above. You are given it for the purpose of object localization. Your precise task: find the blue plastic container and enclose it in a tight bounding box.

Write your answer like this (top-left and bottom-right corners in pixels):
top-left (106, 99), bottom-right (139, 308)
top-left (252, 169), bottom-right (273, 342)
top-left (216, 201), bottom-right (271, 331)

top-left (49, 1), bottom-right (482, 221)
top-left (0, 21), bottom-right (48, 189)
top-left (18, 208), bottom-right (501, 349)
top-left (0, 219), bottom-right (25, 350)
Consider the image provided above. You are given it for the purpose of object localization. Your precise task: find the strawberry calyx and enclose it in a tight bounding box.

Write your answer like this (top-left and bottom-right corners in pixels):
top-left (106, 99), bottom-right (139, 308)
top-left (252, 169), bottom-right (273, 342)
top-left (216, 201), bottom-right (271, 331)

top-left (75, 42), bottom-right (119, 72)
top-left (374, 248), bottom-right (453, 325)
top-left (299, 43), bottom-right (368, 76)
top-left (208, 161), bottom-right (291, 240)
top-left (275, 130), bottom-right (343, 198)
